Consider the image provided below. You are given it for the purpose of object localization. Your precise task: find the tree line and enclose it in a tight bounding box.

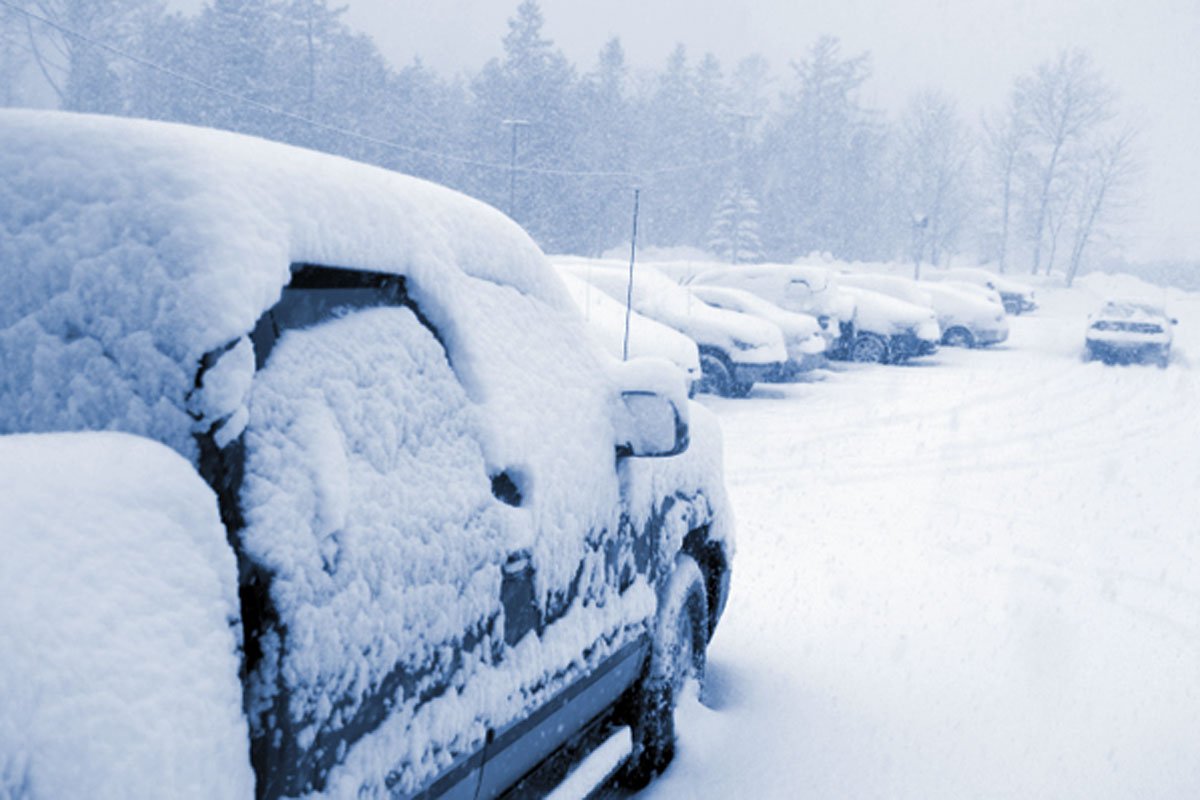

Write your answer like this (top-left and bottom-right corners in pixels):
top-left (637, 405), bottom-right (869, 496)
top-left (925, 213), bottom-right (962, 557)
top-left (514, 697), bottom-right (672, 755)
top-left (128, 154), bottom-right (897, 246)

top-left (1, 0), bottom-right (1136, 281)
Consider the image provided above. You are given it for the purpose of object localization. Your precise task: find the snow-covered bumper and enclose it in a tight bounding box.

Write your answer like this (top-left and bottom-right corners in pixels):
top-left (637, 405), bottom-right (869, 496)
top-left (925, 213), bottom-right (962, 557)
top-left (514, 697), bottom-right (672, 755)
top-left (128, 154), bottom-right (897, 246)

top-left (1085, 337), bottom-right (1169, 364)
top-left (889, 321), bottom-right (940, 360)
top-left (733, 360), bottom-right (788, 385)
top-left (975, 324), bottom-right (1009, 346)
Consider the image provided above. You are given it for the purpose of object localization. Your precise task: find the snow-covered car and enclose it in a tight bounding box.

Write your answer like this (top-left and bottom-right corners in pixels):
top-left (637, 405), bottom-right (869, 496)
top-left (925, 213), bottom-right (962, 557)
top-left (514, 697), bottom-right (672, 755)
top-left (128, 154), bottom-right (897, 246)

top-left (1084, 298), bottom-right (1177, 367)
top-left (688, 284), bottom-right (827, 378)
top-left (931, 267), bottom-right (1037, 315)
top-left (0, 110), bottom-right (734, 799)
top-left (685, 264), bottom-right (857, 357)
top-left (838, 272), bottom-right (1008, 348)
top-left (559, 270), bottom-right (702, 390)
top-left (837, 286), bottom-right (941, 362)
top-left (559, 260), bottom-right (787, 398)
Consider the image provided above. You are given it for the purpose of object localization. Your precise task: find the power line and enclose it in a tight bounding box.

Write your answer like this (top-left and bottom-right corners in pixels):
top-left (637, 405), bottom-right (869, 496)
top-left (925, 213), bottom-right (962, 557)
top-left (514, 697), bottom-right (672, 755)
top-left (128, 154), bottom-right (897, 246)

top-left (1, 0), bottom-right (737, 181)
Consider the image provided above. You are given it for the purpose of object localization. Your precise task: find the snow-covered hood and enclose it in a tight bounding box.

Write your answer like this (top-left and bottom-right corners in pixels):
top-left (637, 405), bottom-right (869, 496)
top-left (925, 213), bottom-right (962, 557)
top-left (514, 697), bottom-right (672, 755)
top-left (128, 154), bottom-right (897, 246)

top-left (689, 285), bottom-right (826, 357)
top-left (688, 263), bottom-right (854, 324)
top-left (559, 271), bottom-right (701, 380)
top-left (923, 283), bottom-right (1009, 333)
top-left (840, 286), bottom-right (940, 340)
top-left (560, 262), bottom-right (787, 366)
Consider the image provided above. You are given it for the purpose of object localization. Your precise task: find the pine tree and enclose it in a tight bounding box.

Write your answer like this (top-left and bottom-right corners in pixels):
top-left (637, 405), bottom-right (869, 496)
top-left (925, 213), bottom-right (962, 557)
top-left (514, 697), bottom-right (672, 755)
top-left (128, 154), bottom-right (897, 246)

top-left (707, 185), bottom-right (764, 263)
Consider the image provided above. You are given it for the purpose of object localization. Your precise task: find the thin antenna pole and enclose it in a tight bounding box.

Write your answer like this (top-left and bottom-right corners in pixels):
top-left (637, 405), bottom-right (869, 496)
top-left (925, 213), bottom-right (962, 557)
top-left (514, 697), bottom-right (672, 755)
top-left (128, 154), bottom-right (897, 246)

top-left (622, 187), bottom-right (641, 361)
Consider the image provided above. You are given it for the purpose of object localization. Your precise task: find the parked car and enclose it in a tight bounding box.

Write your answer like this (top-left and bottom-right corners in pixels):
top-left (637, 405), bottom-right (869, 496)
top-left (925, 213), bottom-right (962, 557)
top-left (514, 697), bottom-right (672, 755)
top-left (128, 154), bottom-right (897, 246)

top-left (930, 267), bottom-right (1037, 315)
top-left (836, 286), bottom-right (941, 363)
top-left (0, 110), bottom-right (734, 799)
top-left (684, 264), bottom-right (857, 357)
top-left (1084, 298), bottom-right (1177, 367)
top-left (559, 260), bottom-right (787, 398)
top-left (559, 270), bottom-right (702, 390)
top-left (688, 284), bottom-right (827, 378)
top-left (837, 272), bottom-right (1008, 348)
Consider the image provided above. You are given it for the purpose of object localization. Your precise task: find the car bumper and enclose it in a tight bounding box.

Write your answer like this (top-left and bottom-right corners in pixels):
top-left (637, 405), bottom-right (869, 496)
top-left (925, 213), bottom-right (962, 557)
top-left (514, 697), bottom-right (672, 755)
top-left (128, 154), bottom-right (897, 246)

top-left (889, 332), bottom-right (938, 360)
top-left (732, 361), bottom-right (786, 385)
top-left (1086, 339), bottom-right (1169, 364)
top-left (976, 326), bottom-right (1009, 346)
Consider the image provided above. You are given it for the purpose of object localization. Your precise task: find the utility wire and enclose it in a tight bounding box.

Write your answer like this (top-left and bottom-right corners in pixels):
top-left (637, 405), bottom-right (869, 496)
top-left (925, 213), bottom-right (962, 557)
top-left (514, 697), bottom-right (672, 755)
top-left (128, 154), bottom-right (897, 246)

top-left (2, 0), bottom-right (737, 180)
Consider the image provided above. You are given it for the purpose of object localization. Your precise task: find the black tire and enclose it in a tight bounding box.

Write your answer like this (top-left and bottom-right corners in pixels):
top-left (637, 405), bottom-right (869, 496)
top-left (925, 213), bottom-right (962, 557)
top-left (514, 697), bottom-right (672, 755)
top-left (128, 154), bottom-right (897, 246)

top-left (727, 379), bottom-right (753, 398)
top-left (850, 333), bottom-right (888, 364)
top-left (696, 350), bottom-right (733, 397)
top-left (942, 326), bottom-right (975, 349)
top-left (621, 555), bottom-right (709, 788)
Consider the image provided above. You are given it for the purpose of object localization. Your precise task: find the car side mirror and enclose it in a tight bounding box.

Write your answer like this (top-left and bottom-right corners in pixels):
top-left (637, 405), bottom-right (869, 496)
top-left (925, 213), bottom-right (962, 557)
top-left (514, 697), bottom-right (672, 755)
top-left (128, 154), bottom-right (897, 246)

top-left (1171, 318), bottom-right (1179, 325)
top-left (616, 390), bottom-right (689, 458)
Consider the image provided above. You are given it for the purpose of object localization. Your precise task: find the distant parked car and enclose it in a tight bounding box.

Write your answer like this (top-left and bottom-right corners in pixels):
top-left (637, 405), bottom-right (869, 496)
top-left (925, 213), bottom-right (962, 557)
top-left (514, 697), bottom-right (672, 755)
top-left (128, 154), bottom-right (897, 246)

top-left (684, 264), bottom-right (857, 356)
top-left (1084, 298), bottom-right (1176, 367)
top-left (688, 285), bottom-right (827, 378)
top-left (1, 110), bottom-right (734, 798)
top-left (931, 267), bottom-right (1037, 315)
top-left (559, 260), bottom-right (787, 398)
top-left (836, 286), bottom-right (941, 363)
top-left (837, 272), bottom-right (1008, 348)
top-left (559, 271), bottom-right (702, 390)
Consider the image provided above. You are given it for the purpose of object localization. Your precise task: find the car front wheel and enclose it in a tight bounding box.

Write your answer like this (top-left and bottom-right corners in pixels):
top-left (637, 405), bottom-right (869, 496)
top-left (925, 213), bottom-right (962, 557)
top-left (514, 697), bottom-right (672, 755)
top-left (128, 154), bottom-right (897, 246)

top-left (850, 333), bottom-right (888, 363)
top-left (621, 555), bottom-right (709, 788)
top-left (942, 326), bottom-right (975, 348)
top-left (696, 350), bottom-right (733, 396)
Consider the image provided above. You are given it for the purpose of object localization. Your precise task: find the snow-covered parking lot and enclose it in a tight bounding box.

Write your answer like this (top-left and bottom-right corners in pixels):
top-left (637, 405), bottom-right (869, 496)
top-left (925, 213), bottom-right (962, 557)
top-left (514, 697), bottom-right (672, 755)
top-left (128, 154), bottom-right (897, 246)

top-left (644, 276), bottom-right (1200, 799)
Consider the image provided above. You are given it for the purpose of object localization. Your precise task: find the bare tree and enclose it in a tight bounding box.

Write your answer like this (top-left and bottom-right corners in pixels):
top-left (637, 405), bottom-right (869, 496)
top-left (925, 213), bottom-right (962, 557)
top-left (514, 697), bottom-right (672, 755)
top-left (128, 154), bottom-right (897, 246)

top-left (14, 0), bottom-right (157, 112)
top-left (1064, 128), bottom-right (1138, 286)
top-left (1014, 50), bottom-right (1115, 275)
top-left (980, 95), bottom-right (1027, 272)
top-left (893, 89), bottom-right (974, 268)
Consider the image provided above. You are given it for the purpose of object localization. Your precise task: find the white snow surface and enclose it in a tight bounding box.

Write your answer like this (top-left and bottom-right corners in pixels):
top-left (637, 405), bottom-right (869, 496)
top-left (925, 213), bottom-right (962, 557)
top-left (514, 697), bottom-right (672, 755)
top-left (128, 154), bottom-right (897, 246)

top-left (0, 432), bottom-right (253, 800)
top-left (641, 275), bottom-right (1200, 799)
top-left (557, 270), bottom-right (701, 381)
top-left (556, 258), bottom-right (786, 366)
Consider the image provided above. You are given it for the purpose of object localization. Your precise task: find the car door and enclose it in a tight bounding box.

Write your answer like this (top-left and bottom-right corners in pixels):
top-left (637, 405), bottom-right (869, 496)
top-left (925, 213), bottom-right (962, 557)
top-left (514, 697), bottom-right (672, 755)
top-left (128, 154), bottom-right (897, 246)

top-left (234, 265), bottom-right (514, 799)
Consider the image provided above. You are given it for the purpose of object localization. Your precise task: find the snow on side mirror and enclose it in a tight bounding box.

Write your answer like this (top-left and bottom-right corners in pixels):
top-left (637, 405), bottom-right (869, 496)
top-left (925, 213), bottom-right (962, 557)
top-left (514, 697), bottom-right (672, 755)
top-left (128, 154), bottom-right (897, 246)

top-left (609, 357), bottom-right (690, 458)
top-left (617, 390), bottom-right (689, 458)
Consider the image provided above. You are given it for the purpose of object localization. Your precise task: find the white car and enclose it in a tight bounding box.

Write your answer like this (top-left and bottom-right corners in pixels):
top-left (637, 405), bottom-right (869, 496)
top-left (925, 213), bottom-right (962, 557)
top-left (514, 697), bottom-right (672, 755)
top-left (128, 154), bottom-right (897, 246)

top-left (930, 267), bottom-right (1037, 315)
top-left (1084, 299), bottom-right (1177, 367)
top-left (838, 272), bottom-right (1008, 348)
top-left (688, 285), bottom-right (827, 378)
top-left (559, 261), bottom-right (787, 397)
top-left (559, 271), bottom-right (702, 389)
top-left (836, 286), bottom-right (941, 363)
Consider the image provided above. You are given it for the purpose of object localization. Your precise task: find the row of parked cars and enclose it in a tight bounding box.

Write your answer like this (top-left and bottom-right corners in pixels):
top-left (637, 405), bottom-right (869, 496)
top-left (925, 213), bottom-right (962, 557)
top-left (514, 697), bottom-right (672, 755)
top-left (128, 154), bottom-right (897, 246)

top-left (555, 257), bottom-right (1038, 398)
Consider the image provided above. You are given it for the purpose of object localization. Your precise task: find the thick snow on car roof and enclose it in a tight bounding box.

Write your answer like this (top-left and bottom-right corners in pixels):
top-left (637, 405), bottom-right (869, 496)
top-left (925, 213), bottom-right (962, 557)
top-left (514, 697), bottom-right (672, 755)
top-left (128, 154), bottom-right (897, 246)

top-left (0, 110), bottom-right (572, 455)
top-left (1098, 299), bottom-right (1167, 318)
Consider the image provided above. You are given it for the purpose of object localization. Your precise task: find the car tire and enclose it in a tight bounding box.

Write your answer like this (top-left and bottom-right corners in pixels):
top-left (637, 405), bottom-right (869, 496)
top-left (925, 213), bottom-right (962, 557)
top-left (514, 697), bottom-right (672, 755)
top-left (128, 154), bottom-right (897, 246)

top-left (850, 333), bottom-right (888, 364)
top-left (942, 326), bottom-right (975, 348)
top-left (696, 350), bottom-right (733, 397)
top-left (1004, 300), bottom-right (1021, 315)
top-left (621, 555), bottom-right (709, 788)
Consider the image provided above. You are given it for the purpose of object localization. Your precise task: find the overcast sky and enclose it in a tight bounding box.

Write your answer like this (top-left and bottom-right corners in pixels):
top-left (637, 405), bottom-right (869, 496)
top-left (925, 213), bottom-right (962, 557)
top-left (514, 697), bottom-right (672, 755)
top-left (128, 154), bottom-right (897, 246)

top-left (173, 0), bottom-right (1200, 262)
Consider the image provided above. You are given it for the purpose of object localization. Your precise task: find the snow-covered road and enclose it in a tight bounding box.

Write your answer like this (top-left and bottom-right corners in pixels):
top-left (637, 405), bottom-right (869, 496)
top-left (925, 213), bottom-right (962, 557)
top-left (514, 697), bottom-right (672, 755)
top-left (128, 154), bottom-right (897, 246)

top-left (643, 277), bottom-right (1200, 799)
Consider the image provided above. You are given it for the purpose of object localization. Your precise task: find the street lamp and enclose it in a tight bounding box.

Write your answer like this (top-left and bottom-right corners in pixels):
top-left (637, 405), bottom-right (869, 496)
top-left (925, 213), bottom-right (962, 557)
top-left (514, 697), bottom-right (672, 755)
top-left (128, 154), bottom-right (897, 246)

top-left (501, 119), bottom-right (530, 219)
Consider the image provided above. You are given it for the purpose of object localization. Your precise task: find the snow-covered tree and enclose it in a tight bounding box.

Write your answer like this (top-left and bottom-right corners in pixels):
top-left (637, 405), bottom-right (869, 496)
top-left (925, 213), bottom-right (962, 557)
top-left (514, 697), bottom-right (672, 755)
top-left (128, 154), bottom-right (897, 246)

top-left (707, 185), bottom-right (763, 263)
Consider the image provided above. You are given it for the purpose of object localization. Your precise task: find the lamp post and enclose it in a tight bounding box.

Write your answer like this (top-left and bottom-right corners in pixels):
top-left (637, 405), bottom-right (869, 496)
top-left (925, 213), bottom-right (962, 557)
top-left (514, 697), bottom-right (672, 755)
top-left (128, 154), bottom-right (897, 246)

top-left (501, 119), bottom-right (530, 219)
top-left (911, 212), bottom-right (929, 279)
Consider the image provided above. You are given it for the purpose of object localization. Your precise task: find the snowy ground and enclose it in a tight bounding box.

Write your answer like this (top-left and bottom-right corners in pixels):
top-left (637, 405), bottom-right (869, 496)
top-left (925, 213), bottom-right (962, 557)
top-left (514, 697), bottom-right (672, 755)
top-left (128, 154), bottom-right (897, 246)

top-left (642, 278), bottom-right (1200, 799)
